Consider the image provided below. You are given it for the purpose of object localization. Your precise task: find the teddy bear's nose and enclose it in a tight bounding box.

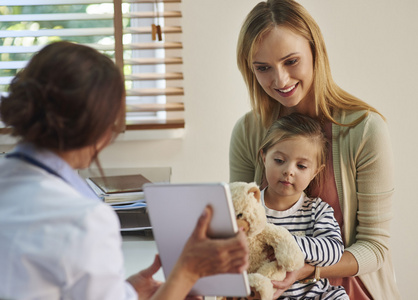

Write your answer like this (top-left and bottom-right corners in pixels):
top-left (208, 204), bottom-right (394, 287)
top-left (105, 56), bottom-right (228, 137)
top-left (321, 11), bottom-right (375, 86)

top-left (237, 219), bottom-right (250, 233)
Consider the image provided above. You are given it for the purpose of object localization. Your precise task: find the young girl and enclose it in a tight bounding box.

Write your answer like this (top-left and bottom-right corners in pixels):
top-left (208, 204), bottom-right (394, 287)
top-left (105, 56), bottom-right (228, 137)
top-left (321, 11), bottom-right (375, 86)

top-left (259, 113), bottom-right (348, 299)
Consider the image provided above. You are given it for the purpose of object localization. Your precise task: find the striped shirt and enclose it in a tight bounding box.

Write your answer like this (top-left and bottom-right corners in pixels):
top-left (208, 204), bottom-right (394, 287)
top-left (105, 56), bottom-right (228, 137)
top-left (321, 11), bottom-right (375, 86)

top-left (261, 189), bottom-right (348, 300)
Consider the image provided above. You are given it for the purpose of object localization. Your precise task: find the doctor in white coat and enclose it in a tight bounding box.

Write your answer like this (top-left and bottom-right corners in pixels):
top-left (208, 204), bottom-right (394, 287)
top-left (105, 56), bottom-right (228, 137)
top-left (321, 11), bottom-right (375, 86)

top-left (0, 41), bottom-right (249, 300)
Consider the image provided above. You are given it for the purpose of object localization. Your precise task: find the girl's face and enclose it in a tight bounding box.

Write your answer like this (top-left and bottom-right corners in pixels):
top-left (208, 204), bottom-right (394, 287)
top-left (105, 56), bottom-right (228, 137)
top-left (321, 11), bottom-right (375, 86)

top-left (262, 136), bottom-right (320, 205)
top-left (252, 26), bottom-right (314, 115)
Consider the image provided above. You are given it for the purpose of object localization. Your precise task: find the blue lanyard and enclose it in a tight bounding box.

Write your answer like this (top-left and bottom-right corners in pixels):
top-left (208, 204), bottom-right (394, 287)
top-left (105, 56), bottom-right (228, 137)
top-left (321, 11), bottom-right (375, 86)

top-left (6, 152), bottom-right (65, 181)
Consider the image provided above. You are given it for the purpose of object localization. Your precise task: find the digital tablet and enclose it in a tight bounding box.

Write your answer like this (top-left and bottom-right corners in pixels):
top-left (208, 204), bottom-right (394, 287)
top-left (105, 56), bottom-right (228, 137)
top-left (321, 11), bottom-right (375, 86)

top-left (143, 182), bottom-right (250, 297)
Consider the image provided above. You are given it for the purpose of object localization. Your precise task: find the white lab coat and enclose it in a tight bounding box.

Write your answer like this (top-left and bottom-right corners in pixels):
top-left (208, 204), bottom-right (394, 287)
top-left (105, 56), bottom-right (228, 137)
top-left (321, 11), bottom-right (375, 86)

top-left (0, 155), bottom-right (137, 299)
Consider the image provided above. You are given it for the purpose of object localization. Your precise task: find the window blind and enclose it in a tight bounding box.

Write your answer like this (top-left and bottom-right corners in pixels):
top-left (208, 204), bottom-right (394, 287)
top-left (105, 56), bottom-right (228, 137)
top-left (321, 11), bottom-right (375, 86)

top-left (0, 0), bottom-right (184, 134)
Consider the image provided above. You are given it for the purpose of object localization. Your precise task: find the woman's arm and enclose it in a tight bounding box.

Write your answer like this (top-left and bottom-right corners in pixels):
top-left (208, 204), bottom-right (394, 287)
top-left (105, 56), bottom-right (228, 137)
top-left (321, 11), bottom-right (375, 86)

top-left (229, 114), bottom-right (257, 183)
top-left (271, 252), bottom-right (358, 299)
top-left (229, 113), bottom-right (268, 184)
top-left (338, 112), bottom-right (394, 276)
top-left (294, 200), bottom-right (344, 267)
top-left (128, 206), bottom-right (249, 300)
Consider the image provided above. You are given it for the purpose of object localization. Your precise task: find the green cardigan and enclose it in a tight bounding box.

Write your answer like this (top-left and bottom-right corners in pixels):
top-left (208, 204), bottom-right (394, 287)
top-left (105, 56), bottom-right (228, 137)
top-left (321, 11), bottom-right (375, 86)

top-left (229, 110), bottom-right (401, 299)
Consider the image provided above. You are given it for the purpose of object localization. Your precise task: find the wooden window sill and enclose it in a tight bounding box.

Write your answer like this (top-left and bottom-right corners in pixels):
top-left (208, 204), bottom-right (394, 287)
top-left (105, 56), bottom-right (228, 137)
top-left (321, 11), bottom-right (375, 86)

top-left (0, 128), bottom-right (185, 145)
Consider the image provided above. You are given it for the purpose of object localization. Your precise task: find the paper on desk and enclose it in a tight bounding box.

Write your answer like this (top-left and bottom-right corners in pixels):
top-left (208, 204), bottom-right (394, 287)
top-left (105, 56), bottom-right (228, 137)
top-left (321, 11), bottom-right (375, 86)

top-left (111, 200), bottom-right (147, 210)
top-left (86, 178), bottom-right (145, 203)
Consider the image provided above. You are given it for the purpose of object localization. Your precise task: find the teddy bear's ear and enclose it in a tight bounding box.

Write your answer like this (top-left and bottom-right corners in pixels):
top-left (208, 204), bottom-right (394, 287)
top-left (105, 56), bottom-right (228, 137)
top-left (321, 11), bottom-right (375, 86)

top-left (248, 186), bottom-right (261, 202)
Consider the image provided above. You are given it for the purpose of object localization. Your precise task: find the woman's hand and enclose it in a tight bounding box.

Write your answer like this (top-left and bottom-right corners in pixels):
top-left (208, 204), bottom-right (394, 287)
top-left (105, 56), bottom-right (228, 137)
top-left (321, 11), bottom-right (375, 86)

top-left (134, 206), bottom-right (249, 300)
top-left (126, 254), bottom-right (164, 300)
top-left (271, 271), bottom-right (298, 299)
top-left (176, 206), bottom-right (249, 281)
top-left (271, 263), bottom-right (315, 299)
top-left (126, 254), bottom-right (205, 300)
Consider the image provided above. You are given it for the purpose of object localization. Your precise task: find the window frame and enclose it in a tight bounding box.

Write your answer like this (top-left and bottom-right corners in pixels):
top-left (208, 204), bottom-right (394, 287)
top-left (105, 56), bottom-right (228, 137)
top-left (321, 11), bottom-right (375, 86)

top-left (0, 0), bottom-right (185, 135)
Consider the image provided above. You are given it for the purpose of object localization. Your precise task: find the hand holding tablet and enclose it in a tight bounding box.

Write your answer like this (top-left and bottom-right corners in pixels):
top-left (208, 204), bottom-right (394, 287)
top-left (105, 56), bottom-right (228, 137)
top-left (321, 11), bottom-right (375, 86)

top-left (144, 183), bottom-right (250, 298)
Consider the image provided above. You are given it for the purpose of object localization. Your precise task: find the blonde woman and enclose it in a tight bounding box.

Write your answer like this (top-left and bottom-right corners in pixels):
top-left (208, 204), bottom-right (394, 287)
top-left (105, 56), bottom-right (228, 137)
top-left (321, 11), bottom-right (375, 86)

top-left (229, 0), bottom-right (400, 299)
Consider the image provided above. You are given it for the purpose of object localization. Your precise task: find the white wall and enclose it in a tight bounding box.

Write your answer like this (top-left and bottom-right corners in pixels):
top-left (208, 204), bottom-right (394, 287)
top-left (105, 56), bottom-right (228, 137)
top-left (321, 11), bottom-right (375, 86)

top-left (101, 0), bottom-right (417, 298)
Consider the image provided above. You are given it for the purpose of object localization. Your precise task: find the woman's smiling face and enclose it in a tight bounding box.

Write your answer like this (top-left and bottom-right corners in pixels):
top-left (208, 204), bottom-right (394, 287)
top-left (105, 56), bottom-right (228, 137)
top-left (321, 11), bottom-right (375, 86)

top-left (252, 25), bottom-right (314, 114)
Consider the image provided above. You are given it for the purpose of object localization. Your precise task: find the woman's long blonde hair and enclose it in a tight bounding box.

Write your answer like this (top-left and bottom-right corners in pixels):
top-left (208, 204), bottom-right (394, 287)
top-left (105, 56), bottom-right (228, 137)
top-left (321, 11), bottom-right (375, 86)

top-left (237, 0), bottom-right (383, 128)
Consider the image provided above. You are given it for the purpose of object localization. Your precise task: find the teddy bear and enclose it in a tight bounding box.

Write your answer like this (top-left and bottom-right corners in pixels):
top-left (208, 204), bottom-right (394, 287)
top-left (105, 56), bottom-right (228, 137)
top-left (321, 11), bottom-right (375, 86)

top-left (228, 181), bottom-right (305, 300)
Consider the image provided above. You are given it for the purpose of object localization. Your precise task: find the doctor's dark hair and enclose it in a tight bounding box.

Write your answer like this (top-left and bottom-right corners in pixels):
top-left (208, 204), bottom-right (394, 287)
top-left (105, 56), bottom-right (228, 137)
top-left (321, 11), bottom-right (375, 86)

top-left (0, 41), bottom-right (125, 151)
top-left (258, 113), bottom-right (327, 196)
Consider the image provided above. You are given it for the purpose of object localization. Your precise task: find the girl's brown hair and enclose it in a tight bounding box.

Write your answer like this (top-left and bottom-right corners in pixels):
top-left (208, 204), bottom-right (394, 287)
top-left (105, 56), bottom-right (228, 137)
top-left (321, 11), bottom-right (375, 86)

top-left (237, 0), bottom-right (383, 129)
top-left (0, 41), bottom-right (125, 151)
top-left (259, 113), bottom-right (327, 196)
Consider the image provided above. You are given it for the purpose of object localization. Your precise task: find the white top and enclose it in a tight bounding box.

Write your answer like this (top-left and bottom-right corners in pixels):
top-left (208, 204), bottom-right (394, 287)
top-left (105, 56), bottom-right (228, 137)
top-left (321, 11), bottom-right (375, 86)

top-left (0, 144), bottom-right (137, 300)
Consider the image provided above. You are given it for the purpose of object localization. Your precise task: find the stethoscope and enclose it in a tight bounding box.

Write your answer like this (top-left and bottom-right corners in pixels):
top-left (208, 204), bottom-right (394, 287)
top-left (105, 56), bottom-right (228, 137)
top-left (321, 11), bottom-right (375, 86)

top-left (5, 151), bottom-right (102, 200)
top-left (6, 152), bottom-right (66, 181)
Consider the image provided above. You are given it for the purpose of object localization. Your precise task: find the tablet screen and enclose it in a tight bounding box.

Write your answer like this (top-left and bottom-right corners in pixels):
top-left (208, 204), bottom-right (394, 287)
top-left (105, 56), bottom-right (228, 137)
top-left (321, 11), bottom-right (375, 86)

top-left (144, 182), bottom-right (250, 297)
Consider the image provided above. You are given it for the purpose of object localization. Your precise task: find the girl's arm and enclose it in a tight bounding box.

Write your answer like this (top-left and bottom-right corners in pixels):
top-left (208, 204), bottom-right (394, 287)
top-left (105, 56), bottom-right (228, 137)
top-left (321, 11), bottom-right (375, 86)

top-left (293, 199), bottom-right (344, 267)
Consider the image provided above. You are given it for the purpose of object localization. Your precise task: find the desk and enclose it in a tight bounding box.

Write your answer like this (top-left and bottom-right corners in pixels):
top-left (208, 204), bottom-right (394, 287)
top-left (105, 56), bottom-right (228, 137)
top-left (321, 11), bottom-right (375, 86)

top-left (122, 233), bottom-right (216, 300)
top-left (79, 167), bottom-right (171, 185)
top-left (122, 233), bottom-right (164, 280)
